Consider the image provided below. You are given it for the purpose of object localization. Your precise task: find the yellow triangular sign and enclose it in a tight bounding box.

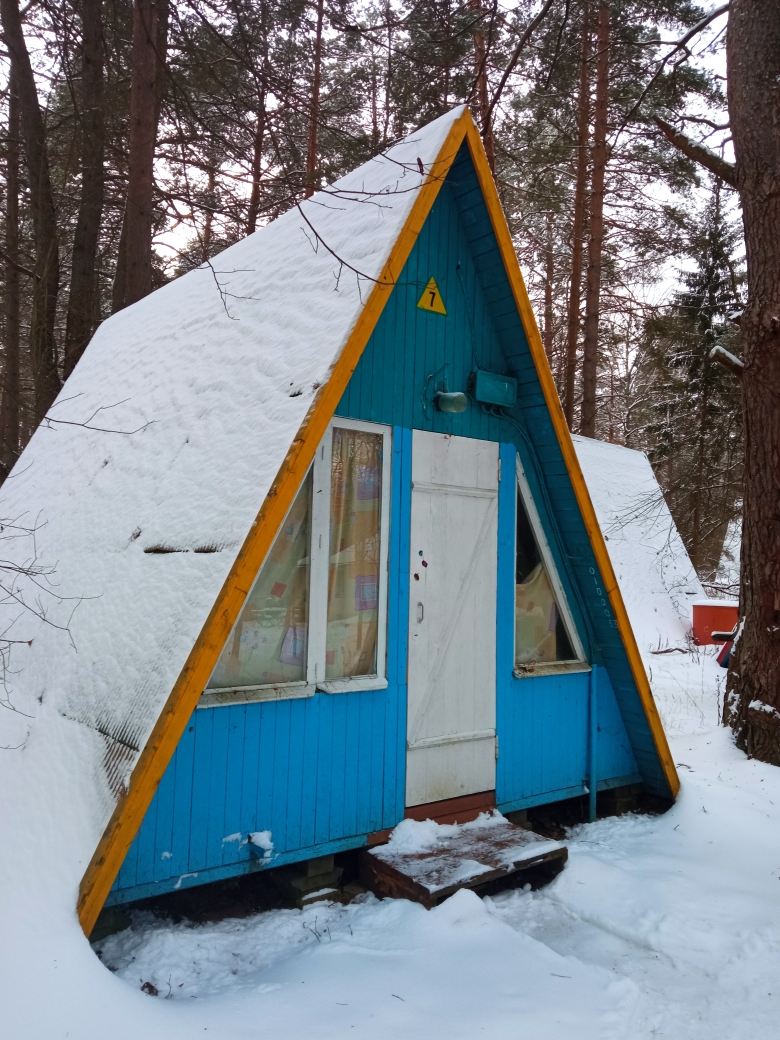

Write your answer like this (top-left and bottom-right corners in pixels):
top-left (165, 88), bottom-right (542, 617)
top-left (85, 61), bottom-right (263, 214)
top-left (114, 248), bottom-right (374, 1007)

top-left (417, 277), bottom-right (447, 315)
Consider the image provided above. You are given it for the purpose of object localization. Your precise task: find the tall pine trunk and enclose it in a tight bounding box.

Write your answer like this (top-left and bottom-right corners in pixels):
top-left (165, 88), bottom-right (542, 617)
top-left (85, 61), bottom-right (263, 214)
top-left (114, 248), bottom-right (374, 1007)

top-left (1, 69), bottom-right (20, 475)
top-left (580, 2), bottom-right (609, 438)
top-left (113, 0), bottom-right (168, 311)
top-left (564, 0), bottom-right (590, 428)
top-left (723, 0), bottom-right (780, 763)
top-left (304, 0), bottom-right (324, 199)
top-left (543, 213), bottom-right (555, 361)
top-left (0, 0), bottom-right (60, 420)
top-left (471, 0), bottom-right (495, 174)
top-left (64, 0), bottom-right (105, 378)
top-left (247, 101), bottom-right (266, 234)
top-left (202, 165), bottom-right (215, 263)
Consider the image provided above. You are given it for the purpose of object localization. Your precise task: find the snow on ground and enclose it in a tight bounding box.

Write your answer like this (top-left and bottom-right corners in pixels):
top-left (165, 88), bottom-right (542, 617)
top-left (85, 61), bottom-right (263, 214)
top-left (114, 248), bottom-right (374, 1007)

top-left (73, 649), bottom-right (780, 1040)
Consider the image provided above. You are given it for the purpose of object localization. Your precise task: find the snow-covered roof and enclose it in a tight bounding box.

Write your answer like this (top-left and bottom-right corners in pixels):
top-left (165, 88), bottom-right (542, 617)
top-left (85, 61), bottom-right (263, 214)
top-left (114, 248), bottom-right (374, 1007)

top-left (0, 108), bottom-right (465, 837)
top-left (572, 436), bottom-right (703, 651)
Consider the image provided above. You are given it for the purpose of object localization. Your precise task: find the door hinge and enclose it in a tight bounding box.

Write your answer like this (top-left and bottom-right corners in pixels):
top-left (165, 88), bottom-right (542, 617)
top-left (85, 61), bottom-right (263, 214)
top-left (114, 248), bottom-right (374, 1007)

top-left (498, 458), bottom-right (502, 482)
top-left (495, 735), bottom-right (499, 759)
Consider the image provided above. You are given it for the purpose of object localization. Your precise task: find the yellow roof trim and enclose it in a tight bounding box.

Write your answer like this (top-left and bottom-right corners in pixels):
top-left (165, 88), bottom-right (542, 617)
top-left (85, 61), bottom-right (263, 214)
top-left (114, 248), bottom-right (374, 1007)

top-left (459, 118), bottom-right (679, 801)
top-left (78, 108), bottom-right (677, 935)
top-left (76, 108), bottom-right (473, 936)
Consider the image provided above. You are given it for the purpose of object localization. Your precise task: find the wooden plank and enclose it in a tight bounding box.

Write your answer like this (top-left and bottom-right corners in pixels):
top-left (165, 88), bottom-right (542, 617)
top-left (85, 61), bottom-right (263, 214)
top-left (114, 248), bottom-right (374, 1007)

top-left (403, 790), bottom-right (496, 825)
top-left (329, 692), bottom-right (350, 839)
top-left (256, 702), bottom-right (275, 834)
top-left (355, 691), bottom-right (375, 835)
top-left (342, 691), bottom-right (361, 839)
top-left (206, 702), bottom-right (230, 867)
top-left (361, 817), bottom-right (567, 909)
top-left (170, 717), bottom-right (196, 878)
top-left (271, 700), bottom-right (292, 852)
top-left (369, 692), bottom-right (386, 833)
top-left (284, 699), bottom-right (306, 851)
top-left (298, 696), bottom-right (319, 850)
top-left (152, 757), bottom-right (176, 882)
top-left (221, 704), bottom-right (246, 865)
top-left (314, 695), bottom-right (334, 845)
top-left (239, 704), bottom-right (262, 843)
top-left (187, 706), bottom-right (213, 872)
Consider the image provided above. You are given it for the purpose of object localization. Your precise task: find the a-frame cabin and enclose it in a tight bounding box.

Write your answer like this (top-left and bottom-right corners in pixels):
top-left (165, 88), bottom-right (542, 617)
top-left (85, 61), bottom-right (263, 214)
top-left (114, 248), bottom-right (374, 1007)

top-left (0, 107), bottom-right (677, 935)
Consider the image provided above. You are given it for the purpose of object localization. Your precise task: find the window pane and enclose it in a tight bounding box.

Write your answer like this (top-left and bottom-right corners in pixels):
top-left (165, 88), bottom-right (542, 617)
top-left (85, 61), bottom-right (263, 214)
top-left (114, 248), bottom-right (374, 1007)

top-left (208, 471), bottom-right (311, 688)
top-left (326, 428), bottom-right (382, 678)
top-left (515, 488), bottom-right (576, 666)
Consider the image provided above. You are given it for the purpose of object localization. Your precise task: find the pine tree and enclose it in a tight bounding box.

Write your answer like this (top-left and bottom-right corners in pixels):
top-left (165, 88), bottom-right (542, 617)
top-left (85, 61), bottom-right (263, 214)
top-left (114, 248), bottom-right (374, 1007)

top-left (641, 182), bottom-right (744, 581)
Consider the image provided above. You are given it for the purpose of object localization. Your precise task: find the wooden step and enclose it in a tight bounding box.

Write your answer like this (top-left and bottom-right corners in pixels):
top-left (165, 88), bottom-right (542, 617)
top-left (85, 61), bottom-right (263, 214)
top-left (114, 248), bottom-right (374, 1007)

top-left (360, 816), bottom-right (567, 909)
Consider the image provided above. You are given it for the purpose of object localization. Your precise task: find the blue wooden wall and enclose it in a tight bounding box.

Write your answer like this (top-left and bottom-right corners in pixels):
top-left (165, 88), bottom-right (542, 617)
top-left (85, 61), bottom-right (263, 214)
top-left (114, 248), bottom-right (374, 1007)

top-left (107, 144), bottom-right (661, 906)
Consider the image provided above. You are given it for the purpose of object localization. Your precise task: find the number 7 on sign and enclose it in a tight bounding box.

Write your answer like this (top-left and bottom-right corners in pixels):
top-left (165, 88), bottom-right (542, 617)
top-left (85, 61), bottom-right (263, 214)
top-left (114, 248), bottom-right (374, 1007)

top-left (417, 277), bottom-right (447, 315)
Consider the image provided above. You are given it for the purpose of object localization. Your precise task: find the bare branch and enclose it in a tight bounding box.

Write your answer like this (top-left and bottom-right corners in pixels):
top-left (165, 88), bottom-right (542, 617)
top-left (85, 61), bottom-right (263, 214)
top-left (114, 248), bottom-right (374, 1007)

top-left (654, 117), bottom-right (737, 187)
top-left (485, 0), bottom-right (557, 130)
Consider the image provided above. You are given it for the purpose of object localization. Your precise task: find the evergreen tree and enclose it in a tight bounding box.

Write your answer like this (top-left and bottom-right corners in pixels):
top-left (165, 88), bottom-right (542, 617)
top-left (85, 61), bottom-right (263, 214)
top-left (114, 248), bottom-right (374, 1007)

top-left (640, 181), bottom-right (744, 580)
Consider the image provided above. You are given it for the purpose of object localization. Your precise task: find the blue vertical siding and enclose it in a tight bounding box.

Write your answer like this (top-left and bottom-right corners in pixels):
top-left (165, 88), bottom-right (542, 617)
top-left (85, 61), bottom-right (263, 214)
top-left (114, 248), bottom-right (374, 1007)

top-left (109, 142), bottom-right (668, 906)
top-left (495, 441), bottom-right (638, 810)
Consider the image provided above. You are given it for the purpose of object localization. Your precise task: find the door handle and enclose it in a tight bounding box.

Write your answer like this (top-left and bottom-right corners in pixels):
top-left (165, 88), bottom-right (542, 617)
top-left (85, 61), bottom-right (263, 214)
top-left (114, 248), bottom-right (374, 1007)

top-left (416, 602), bottom-right (424, 624)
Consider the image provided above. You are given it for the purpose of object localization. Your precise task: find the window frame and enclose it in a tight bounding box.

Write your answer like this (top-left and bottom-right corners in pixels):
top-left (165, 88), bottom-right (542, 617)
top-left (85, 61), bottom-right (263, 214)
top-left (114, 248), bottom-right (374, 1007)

top-left (200, 418), bottom-right (392, 707)
top-left (513, 454), bottom-right (587, 677)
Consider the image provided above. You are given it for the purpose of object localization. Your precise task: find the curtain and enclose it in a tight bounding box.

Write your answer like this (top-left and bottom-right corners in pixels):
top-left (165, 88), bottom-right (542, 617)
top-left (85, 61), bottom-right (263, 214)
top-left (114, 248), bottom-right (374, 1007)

top-left (326, 427), bottom-right (382, 678)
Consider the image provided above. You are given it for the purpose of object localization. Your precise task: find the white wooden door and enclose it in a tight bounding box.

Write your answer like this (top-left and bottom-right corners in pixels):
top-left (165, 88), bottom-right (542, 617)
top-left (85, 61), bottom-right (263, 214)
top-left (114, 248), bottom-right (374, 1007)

top-left (406, 431), bottom-right (499, 806)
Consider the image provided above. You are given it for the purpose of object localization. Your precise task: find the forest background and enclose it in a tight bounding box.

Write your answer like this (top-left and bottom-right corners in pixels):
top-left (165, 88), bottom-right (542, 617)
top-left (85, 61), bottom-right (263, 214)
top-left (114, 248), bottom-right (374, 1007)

top-left (0, 0), bottom-right (743, 589)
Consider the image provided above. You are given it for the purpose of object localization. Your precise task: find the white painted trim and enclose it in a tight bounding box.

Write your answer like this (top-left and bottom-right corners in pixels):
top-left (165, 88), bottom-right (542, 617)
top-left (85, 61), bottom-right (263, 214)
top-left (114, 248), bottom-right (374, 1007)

top-left (515, 454), bottom-right (586, 665)
top-left (316, 676), bottom-right (389, 694)
top-left (412, 481), bottom-right (497, 499)
top-left (513, 662), bottom-right (591, 678)
top-left (407, 728), bottom-right (496, 750)
top-left (198, 682), bottom-right (316, 709)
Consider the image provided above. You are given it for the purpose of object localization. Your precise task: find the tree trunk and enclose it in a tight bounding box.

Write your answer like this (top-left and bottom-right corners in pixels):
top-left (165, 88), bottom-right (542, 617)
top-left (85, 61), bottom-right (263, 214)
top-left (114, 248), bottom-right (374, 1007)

top-left (370, 45), bottom-right (379, 152)
top-left (202, 165), bottom-right (215, 263)
top-left (1, 68), bottom-right (21, 475)
top-left (247, 0), bottom-right (268, 234)
top-left (580, 1), bottom-right (609, 438)
top-left (64, 0), bottom-right (105, 378)
top-left (0, 0), bottom-right (61, 420)
top-left (723, 0), bottom-right (780, 763)
top-left (383, 0), bottom-right (393, 145)
top-left (247, 103), bottom-right (266, 234)
top-left (471, 0), bottom-right (495, 174)
top-left (543, 213), bottom-right (555, 361)
top-left (564, 0), bottom-right (590, 428)
top-left (113, 0), bottom-right (169, 311)
top-left (304, 0), bottom-right (324, 199)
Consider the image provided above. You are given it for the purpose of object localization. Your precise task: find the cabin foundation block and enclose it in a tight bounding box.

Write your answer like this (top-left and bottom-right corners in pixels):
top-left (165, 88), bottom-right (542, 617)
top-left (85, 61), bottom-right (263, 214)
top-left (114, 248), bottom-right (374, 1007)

top-left (269, 855), bottom-right (344, 908)
top-left (599, 783), bottom-right (642, 816)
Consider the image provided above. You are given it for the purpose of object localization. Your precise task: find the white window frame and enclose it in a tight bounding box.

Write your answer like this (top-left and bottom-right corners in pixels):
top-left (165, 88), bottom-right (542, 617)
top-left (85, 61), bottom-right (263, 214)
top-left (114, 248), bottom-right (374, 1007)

top-left (513, 454), bottom-right (588, 677)
top-left (200, 418), bottom-right (392, 708)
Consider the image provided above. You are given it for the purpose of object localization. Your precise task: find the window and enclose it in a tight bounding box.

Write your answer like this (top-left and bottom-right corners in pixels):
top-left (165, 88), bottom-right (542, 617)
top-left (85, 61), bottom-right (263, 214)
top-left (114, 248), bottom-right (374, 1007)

top-left (205, 420), bottom-right (391, 703)
top-left (514, 456), bottom-right (584, 672)
top-left (209, 471), bottom-right (312, 690)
